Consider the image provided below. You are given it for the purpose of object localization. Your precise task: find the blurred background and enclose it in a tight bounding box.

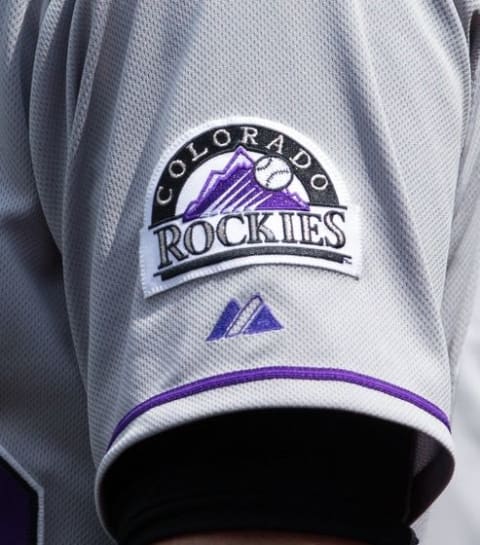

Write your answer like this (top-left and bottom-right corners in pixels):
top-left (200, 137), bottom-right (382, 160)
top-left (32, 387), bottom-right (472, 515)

top-left (424, 274), bottom-right (480, 545)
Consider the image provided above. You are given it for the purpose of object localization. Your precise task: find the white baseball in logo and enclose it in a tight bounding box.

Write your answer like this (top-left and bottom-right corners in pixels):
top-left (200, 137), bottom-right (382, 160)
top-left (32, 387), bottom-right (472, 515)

top-left (254, 155), bottom-right (293, 191)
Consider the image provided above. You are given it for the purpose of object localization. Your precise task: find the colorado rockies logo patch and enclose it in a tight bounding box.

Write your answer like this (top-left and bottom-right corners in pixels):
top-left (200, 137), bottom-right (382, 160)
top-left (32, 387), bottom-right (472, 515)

top-left (140, 118), bottom-right (361, 297)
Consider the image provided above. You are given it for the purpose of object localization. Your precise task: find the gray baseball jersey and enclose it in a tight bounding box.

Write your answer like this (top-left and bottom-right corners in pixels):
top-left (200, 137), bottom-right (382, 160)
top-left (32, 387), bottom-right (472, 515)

top-left (2, 1), bottom-right (480, 543)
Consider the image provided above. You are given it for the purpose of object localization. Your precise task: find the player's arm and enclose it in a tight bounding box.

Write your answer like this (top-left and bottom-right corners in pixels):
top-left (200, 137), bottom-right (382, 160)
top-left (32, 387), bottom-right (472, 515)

top-left (153, 530), bottom-right (367, 545)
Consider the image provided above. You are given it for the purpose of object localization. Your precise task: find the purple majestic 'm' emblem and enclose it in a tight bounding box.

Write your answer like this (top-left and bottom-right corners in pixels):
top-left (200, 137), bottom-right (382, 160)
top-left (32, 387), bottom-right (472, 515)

top-left (183, 146), bottom-right (308, 221)
top-left (206, 293), bottom-right (283, 341)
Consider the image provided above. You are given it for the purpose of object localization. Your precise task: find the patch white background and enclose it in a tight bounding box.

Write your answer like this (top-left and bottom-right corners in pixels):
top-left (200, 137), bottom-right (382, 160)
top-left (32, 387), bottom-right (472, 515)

top-left (140, 118), bottom-right (362, 297)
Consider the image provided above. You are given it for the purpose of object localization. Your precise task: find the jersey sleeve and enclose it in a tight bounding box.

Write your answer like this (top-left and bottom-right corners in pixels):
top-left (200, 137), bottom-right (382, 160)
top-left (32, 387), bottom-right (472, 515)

top-left (27, 1), bottom-right (480, 543)
top-left (0, 1), bottom-right (111, 544)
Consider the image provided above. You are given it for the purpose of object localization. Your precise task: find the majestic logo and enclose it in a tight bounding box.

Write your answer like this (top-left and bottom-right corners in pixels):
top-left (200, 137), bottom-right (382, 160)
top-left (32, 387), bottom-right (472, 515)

top-left (207, 294), bottom-right (283, 342)
top-left (140, 119), bottom-right (361, 297)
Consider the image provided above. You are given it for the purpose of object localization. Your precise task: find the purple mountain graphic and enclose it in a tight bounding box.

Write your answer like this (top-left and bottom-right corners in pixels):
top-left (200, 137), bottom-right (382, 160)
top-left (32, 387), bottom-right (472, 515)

top-left (183, 146), bottom-right (309, 221)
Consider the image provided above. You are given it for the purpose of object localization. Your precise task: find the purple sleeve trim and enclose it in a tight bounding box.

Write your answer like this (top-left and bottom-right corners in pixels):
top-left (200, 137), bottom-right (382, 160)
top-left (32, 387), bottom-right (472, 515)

top-left (107, 366), bottom-right (450, 450)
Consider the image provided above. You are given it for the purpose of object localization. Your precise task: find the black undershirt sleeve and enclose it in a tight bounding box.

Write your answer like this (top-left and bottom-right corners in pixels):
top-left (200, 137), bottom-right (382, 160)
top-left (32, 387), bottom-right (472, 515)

top-left (102, 408), bottom-right (418, 545)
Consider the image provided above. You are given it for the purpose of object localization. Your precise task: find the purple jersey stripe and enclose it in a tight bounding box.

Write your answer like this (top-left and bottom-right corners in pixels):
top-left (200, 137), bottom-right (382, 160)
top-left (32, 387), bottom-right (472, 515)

top-left (108, 366), bottom-right (450, 449)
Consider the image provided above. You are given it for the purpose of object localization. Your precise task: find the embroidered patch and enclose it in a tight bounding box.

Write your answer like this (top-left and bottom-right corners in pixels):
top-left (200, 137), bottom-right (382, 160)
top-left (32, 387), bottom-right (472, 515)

top-left (207, 294), bottom-right (283, 341)
top-left (140, 118), bottom-right (361, 296)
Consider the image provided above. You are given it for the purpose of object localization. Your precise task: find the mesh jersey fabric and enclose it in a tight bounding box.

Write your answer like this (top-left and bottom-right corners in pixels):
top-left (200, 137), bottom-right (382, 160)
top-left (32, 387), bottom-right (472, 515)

top-left (2, 1), bottom-right (480, 543)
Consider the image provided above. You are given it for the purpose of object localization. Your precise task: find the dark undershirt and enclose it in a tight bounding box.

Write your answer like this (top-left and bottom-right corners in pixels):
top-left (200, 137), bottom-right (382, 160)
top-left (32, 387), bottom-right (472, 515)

top-left (102, 408), bottom-right (418, 545)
